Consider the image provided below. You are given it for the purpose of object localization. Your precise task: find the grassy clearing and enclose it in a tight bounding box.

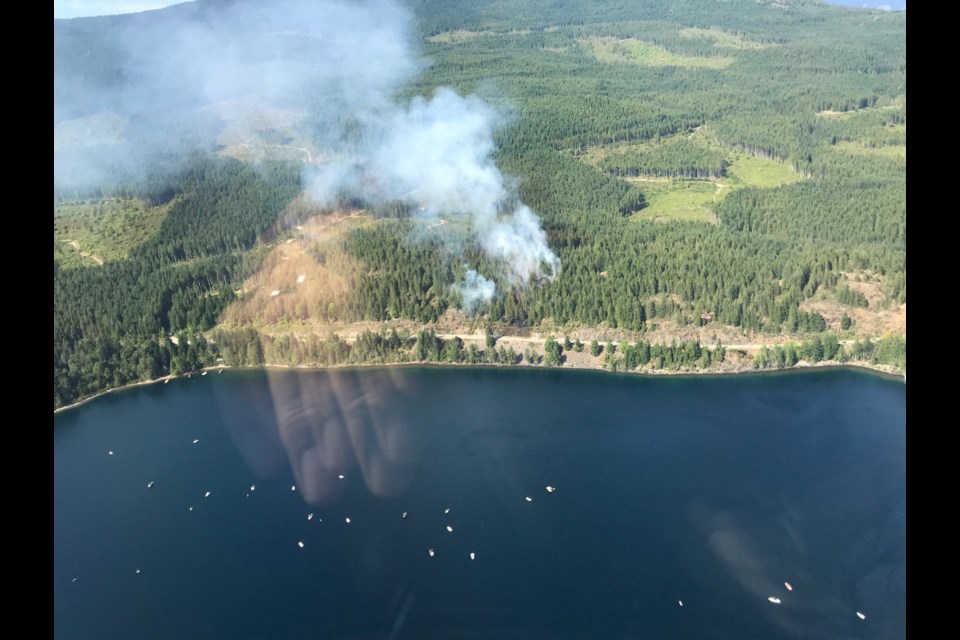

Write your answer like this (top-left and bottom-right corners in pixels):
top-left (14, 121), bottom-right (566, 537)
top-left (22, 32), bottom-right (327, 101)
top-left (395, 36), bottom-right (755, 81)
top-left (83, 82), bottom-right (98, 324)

top-left (580, 37), bottom-right (734, 68)
top-left (573, 141), bottom-right (659, 167)
top-left (426, 29), bottom-right (497, 43)
top-left (575, 132), bottom-right (801, 223)
top-left (818, 106), bottom-right (905, 150)
top-left (628, 179), bottom-right (719, 223)
top-left (678, 28), bottom-right (767, 50)
top-left (573, 128), bottom-right (721, 167)
top-left (206, 99), bottom-right (315, 163)
top-left (816, 103), bottom-right (905, 119)
top-left (834, 141), bottom-right (906, 160)
top-left (817, 107), bottom-right (903, 119)
top-left (426, 29), bottom-right (537, 43)
top-left (725, 152), bottom-right (801, 188)
top-left (54, 198), bottom-right (174, 268)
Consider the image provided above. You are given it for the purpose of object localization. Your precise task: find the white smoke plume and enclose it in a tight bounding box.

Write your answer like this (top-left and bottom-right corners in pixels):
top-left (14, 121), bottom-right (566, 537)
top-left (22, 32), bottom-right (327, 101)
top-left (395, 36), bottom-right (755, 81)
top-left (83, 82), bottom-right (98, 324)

top-left (54, 0), bottom-right (560, 304)
top-left (304, 87), bottom-right (561, 289)
top-left (480, 205), bottom-right (561, 283)
top-left (55, 0), bottom-right (419, 189)
top-left (458, 269), bottom-right (497, 315)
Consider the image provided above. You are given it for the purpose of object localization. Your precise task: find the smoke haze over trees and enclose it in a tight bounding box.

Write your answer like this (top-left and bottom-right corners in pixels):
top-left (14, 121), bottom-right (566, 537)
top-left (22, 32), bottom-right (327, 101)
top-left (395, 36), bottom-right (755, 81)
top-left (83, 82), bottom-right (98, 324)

top-left (54, 0), bottom-right (906, 408)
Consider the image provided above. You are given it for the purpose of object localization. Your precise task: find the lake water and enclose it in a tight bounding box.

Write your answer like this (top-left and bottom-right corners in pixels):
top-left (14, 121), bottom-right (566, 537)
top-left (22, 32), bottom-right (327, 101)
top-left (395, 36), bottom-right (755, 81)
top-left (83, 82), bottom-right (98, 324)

top-left (54, 367), bottom-right (905, 639)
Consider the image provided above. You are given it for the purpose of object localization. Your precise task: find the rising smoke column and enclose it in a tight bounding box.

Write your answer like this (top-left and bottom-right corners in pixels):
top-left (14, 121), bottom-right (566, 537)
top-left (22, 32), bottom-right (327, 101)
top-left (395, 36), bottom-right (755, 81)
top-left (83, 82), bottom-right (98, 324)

top-left (304, 87), bottom-right (561, 306)
top-left (376, 90), bottom-right (560, 287)
top-left (459, 269), bottom-right (497, 314)
top-left (54, 0), bottom-right (560, 309)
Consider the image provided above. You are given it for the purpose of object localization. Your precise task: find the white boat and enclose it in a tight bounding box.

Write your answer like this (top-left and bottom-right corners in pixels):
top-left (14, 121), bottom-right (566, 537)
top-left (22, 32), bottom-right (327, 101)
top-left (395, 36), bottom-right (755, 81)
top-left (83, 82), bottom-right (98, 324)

top-left (204, 491), bottom-right (211, 497)
top-left (147, 482), bottom-right (154, 488)
top-left (678, 600), bottom-right (683, 607)
top-left (428, 549), bottom-right (435, 557)
top-left (402, 512), bottom-right (408, 519)
top-left (298, 541), bottom-right (304, 548)
top-left (546, 486), bottom-right (556, 493)
top-left (345, 517), bottom-right (351, 523)
top-left (470, 552), bottom-right (476, 560)
top-left (784, 582), bottom-right (793, 591)
top-left (525, 497), bottom-right (533, 502)
top-left (446, 525), bottom-right (453, 532)
top-left (856, 612), bottom-right (866, 620)
top-left (768, 597), bottom-right (781, 604)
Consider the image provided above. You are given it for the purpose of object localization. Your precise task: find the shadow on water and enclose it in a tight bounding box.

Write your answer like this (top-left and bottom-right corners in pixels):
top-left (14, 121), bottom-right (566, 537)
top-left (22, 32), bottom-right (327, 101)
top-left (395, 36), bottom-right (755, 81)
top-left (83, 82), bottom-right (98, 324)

top-left (211, 368), bottom-right (418, 505)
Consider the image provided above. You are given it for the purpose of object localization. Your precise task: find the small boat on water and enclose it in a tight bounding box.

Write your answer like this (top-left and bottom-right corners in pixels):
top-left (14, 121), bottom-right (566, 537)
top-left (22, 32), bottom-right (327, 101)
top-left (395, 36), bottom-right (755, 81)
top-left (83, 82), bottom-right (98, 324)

top-left (470, 552), bottom-right (476, 560)
top-left (768, 597), bottom-right (781, 604)
top-left (428, 549), bottom-right (435, 557)
top-left (784, 582), bottom-right (793, 591)
top-left (147, 482), bottom-right (154, 488)
top-left (856, 612), bottom-right (866, 620)
top-left (446, 525), bottom-right (453, 532)
top-left (546, 486), bottom-right (556, 493)
top-left (678, 600), bottom-right (683, 607)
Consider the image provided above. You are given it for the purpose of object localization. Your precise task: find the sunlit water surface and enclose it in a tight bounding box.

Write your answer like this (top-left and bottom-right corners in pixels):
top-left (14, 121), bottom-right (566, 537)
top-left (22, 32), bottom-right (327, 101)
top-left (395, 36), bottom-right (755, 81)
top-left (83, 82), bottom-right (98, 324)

top-left (54, 367), bottom-right (905, 639)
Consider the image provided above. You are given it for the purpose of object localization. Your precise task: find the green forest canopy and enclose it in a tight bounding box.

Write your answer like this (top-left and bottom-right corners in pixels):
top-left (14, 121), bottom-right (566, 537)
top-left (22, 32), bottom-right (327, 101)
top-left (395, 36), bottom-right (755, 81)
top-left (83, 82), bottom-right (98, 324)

top-left (54, 0), bottom-right (906, 408)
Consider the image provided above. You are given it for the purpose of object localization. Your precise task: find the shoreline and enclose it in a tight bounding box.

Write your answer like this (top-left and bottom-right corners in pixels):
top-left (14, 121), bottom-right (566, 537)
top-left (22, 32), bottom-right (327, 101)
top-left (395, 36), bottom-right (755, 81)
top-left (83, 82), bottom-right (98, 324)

top-left (53, 358), bottom-right (904, 415)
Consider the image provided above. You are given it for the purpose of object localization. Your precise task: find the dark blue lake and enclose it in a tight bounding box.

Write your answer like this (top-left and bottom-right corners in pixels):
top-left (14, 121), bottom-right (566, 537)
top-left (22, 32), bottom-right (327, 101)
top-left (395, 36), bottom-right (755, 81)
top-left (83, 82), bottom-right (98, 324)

top-left (54, 367), bottom-right (906, 639)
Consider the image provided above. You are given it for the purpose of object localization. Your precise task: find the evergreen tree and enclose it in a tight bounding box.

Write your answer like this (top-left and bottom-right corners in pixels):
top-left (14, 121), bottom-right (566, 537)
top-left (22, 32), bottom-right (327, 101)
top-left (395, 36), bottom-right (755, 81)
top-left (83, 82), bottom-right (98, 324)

top-left (590, 340), bottom-right (602, 357)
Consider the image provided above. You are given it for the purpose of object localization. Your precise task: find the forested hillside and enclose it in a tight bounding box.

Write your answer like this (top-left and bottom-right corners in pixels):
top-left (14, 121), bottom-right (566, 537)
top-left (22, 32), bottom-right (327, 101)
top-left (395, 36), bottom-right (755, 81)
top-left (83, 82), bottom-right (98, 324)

top-left (54, 0), bottom-right (906, 408)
